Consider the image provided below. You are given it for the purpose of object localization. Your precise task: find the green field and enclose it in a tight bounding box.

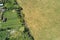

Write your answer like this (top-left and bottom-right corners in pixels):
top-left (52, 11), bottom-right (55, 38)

top-left (1, 10), bottom-right (23, 29)
top-left (17, 0), bottom-right (60, 40)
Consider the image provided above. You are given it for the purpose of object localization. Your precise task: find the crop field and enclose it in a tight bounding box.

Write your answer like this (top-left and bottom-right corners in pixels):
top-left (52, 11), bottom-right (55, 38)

top-left (17, 0), bottom-right (60, 40)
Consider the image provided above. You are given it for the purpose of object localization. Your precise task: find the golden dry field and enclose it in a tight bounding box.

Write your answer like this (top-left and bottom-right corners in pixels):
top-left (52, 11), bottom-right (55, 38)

top-left (17, 0), bottom-right (60, 40)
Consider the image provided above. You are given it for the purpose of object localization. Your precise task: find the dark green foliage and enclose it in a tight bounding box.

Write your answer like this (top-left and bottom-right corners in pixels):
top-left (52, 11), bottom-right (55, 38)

top-left (4, 0), bottom-right (20, 9)
top-left (0, 31), bottom-right (7, 40)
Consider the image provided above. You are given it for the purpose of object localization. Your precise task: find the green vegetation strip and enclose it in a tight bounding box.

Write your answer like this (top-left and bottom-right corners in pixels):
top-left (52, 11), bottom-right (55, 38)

top-left (0, 0), bottom-right (34, 40)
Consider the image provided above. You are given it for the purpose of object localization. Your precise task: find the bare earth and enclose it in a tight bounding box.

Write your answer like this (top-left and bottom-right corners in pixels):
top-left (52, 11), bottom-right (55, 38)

top-left (17, 0), bottom-right (60, 40)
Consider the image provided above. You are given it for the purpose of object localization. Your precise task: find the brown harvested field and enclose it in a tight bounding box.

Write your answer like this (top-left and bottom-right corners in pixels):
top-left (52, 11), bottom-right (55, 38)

top-left (17, 0), bottom-right (60, 40)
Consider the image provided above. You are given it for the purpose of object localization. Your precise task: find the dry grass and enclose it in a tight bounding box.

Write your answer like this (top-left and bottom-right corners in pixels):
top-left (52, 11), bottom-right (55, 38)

top-left (17, 0), bottom-right (60, 40)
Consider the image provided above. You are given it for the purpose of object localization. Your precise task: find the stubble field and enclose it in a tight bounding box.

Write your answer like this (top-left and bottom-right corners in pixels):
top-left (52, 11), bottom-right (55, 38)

top-left (17, 0), bottom-right (60, 40)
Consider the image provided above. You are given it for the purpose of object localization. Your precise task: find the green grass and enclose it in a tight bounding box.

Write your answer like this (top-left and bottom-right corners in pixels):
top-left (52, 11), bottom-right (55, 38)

top-left (1, 10), bottom-right (21, 28)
